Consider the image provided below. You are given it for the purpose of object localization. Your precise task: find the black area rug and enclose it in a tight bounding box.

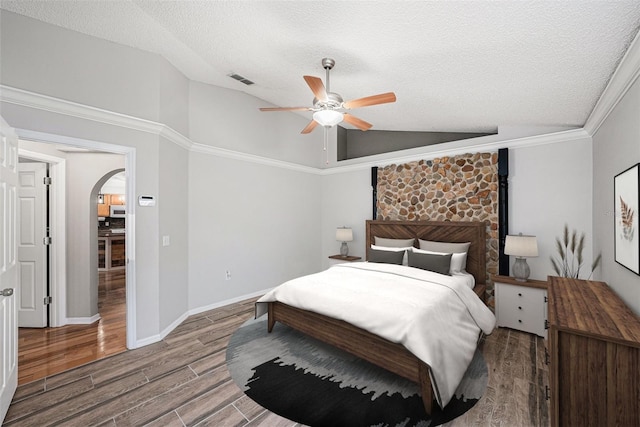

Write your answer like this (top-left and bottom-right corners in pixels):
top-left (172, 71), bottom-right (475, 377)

top-left (226, 317), bottom-right (487, 427)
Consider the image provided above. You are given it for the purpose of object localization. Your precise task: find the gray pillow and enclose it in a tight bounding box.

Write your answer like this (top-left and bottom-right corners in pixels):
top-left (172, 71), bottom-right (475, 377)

top-left (408, 250), bottom-right (452, 275)
top-left (374, 237), bottom-right (415, 248)
top-left (418, 239), bottom-right (471, 253)
top-left (368, 248), bottom-right (405, 265)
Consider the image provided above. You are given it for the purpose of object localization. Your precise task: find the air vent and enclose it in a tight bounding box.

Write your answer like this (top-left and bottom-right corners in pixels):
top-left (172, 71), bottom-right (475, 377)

top-left (228, 73), bottom-right (254, 85)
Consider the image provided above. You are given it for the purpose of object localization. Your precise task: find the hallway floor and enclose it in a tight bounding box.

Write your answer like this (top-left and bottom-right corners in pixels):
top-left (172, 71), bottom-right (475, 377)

top-left (17, 269), bottom-right (126, 385)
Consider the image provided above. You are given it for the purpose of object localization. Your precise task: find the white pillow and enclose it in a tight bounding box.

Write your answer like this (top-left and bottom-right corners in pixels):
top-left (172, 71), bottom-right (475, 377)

top-left (411, 247), bottom-right (467, 274)
top-left (370, 244), bottom-right (412, 266)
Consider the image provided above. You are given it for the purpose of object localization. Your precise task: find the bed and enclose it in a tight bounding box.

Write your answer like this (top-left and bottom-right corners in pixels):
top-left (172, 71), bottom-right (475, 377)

top-left (256, 220), bottom-right (494, 415)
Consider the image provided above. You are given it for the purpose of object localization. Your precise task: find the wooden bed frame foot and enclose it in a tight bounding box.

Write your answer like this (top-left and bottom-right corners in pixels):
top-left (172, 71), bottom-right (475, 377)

top-left (267, 304), bottom-right (275, 332)
top-left (419, 362), bottom-right (433, 415)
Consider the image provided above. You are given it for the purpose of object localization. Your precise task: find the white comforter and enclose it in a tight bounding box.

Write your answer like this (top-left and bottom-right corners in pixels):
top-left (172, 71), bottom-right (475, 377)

top-left (255, 262), bottom-right (496, 408)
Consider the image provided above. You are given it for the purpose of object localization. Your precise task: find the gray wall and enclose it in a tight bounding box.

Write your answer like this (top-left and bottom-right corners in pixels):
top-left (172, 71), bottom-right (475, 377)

top-left (68, 152), bottom-right (125, 318)
top-left (187, 152), bottom-right (322, 308)
top-left (338, 129), bottom-right (494, 160)
top-left (188, 81), bottom-right (323, 167)
top-left (593, 75), bottom-right (640, 314)
top-left (158, 137), bottom-right (189, 331)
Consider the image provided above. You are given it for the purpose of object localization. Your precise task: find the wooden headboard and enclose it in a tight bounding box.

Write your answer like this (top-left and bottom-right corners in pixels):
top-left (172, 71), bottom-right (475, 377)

top-left (366, 220), bottom-right (487, 285)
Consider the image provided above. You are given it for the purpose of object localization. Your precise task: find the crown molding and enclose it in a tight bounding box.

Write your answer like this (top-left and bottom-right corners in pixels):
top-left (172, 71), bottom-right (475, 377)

top-left (189, 142), bottom-right (321, 175)
top-left (0, 85), bottom-right (168, 136)
top-left (0, 84), bottom-right (322, 174)
top-left (584, 29), bottom-right (640, 135)
top-left (1, 84), bottom-right (590, 176)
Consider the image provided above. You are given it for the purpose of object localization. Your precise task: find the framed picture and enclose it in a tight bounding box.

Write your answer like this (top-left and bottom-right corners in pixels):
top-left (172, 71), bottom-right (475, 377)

top-left (614, 163), bottom-right (640, 275)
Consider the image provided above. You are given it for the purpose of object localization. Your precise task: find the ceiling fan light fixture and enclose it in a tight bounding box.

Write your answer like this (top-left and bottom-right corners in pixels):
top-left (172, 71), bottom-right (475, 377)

top-left (313, 109), bottom-right (343, 127)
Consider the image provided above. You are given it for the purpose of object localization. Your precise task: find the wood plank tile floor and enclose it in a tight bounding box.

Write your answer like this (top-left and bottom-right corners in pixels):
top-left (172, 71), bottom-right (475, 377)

top-left (16, 270), bottom-right (127, 385)
top-left (6, 297), bottom-right (549, 426)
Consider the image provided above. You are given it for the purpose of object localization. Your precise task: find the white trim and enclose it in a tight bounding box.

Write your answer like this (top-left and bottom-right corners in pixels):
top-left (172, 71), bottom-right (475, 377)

top-left (584, 28), bottom-right (640, 135)
top-left (124, 149), bottom-right (137, 349)
top-left (15, 129), bottom-right (138, 349)
top-left (66, 314), bottom-right (101, 325)
top-left (1, 85), bottom-right (168, 139)
top-left (17, 149), bottom-right (67, 328)
top-left (190, 142), bottom-right (321, 174)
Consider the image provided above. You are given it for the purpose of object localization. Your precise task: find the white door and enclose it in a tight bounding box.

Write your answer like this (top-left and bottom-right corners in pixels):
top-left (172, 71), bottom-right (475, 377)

top-left (17, 162), bottom-right (48, 328)
top-left (0, 116), bottom-right (19, 423)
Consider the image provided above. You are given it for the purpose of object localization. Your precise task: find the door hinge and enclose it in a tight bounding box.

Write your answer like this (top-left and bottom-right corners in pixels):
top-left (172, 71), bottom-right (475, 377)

top-left (44, 296), bottom-right (52, 305)
top-left (43, 236), bottom-right (52, 245)
top-left (43, 176), bottom-right (52, 185)
top-left (545, 385), bottom-right (550, 400)
top-left (544, 319), bottom-right (550, 330)
top-left (545, 348), bottom-right (550, 365)
top-left (544, 296), bottom-right (548, 303)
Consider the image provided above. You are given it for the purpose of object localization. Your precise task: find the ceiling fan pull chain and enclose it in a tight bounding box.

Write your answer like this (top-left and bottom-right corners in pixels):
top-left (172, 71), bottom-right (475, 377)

top-left (324, 128), bottom-right (329, 165)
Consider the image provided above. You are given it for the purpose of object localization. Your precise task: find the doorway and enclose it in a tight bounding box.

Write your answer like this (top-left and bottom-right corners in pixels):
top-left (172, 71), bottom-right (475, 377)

top-left (15, 133), bottom-right (137, 384)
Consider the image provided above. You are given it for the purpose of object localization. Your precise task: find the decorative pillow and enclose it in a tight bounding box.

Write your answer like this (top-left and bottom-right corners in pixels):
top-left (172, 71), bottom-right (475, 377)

top-left (418, 239), bottom-right (471, 270)
top-left (370, 244), bottom-right (413, 266)
top-left (374, 237), bottom-right (416, 248)
top-left (411, 247), bottom-right (466, 274)
top-left (407, 250), bottom-right (452, 275)
top-left (368, 248), bottom-right (405, 265)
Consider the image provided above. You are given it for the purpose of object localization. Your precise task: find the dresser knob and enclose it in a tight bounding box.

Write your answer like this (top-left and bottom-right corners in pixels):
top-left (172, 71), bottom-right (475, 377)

top-left (518, 293), bottom-right (522, 297)
top-left (518, 319), bottom-right (522, 323)
top-left (518, 306), bottom-right (522, 310)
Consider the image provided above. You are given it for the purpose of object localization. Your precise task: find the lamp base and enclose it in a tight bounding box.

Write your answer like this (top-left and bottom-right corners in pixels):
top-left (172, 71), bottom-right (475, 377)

top-left (340, 242), bottom-right (349, 257)
top-left (512, 257), bottom-right (530, 281)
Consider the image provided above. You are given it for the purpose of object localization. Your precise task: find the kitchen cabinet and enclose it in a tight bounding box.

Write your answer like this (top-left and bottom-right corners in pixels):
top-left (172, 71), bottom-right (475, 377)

top-left (98, 234), bottom-right (126, 271)
top-left (98, 194), bottom-right (110, 217)
top-left (97, 193), bottom-right (125, 217)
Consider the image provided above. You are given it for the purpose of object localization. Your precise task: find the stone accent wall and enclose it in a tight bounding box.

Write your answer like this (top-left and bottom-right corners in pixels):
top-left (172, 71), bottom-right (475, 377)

top-left (376, 152), bottom-right (499, 303)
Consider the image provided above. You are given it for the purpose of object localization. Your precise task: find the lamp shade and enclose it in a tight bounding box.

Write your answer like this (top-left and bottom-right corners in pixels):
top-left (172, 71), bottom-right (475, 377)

top-left (336, 227), bottom-right (353, 242)
top-left (504, 234), bottom-right (538, 258)
top-left (313, 110), bottom-right (344, 127)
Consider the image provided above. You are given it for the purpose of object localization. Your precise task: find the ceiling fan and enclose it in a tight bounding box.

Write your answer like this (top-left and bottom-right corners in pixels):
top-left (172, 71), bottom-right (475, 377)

top-left (260, 58), bottom-right (396, 134)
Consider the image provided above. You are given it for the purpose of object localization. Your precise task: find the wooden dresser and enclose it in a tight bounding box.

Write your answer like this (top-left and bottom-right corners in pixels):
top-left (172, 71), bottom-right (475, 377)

top-left (547, 276), bottom-right (640, 426)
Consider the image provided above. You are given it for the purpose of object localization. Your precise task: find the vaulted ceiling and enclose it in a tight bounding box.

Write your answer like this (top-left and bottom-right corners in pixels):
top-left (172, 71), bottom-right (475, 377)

top-left (3, 1), bottom-right (640, 134)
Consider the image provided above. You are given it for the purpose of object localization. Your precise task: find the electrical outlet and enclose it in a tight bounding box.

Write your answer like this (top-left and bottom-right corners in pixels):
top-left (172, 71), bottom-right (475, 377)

top-left (225, 270), bottom-right (231, 280)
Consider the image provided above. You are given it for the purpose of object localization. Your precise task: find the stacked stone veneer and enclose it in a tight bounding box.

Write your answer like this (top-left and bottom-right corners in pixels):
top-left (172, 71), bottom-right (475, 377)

top-left (376, 152), bottom-right (499, 303)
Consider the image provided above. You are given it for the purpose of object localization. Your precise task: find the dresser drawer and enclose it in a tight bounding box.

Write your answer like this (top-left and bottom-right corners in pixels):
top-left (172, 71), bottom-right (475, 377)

top-left (495, 281), bottom-right (547, 337)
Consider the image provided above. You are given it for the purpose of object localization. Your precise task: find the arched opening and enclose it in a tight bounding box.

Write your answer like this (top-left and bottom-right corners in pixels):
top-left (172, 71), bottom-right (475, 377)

top-left (90, 169), bottom-right (127, 358)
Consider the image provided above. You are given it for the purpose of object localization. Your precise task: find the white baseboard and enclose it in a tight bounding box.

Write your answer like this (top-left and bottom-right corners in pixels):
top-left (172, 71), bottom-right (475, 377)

top-left (188, 288), bottom-right (272, 317)
top-left (66, 314), bottom-right (101, 325)
top-left (134, 287), bottom-right (273, 348)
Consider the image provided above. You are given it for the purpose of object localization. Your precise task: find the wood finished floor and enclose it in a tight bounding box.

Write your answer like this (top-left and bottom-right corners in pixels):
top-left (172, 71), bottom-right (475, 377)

top-left (16, 269), bottom-right (127, 385)
top-left (6, 297), bottom-right (549, 426)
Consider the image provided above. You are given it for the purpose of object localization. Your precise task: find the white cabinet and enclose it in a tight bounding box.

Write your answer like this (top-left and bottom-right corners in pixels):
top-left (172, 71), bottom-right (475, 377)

top-left (494, 275), bottom-right (547, 338)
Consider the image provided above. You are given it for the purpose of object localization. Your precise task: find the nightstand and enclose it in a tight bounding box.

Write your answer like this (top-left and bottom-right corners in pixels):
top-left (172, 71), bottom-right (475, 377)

top-left (493, 274), bottom-right (548, 338)
top-left (328, 255), bottom-right (362, 265)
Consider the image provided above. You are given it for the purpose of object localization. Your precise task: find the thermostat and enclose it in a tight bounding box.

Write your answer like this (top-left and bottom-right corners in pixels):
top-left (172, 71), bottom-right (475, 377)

top-left (138, 195), bottom-right (156, 207)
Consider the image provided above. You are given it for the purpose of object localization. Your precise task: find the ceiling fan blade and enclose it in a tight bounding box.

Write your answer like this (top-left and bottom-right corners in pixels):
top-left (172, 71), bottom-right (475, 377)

top-left (301, 120), bottom-right (318, 134)
top-left (343, 92), bottom-right (397, 109)
top-left (259, 106), bottom-right (311, 112)
top-left (343, 113), bottom-right (372, 131)
top-left (303, 75), bottom-right (328, 102)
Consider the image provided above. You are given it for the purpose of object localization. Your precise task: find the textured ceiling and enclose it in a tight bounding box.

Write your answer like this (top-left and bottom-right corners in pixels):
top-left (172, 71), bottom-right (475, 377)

top-left (3, 1), bottom-right (640, 133)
